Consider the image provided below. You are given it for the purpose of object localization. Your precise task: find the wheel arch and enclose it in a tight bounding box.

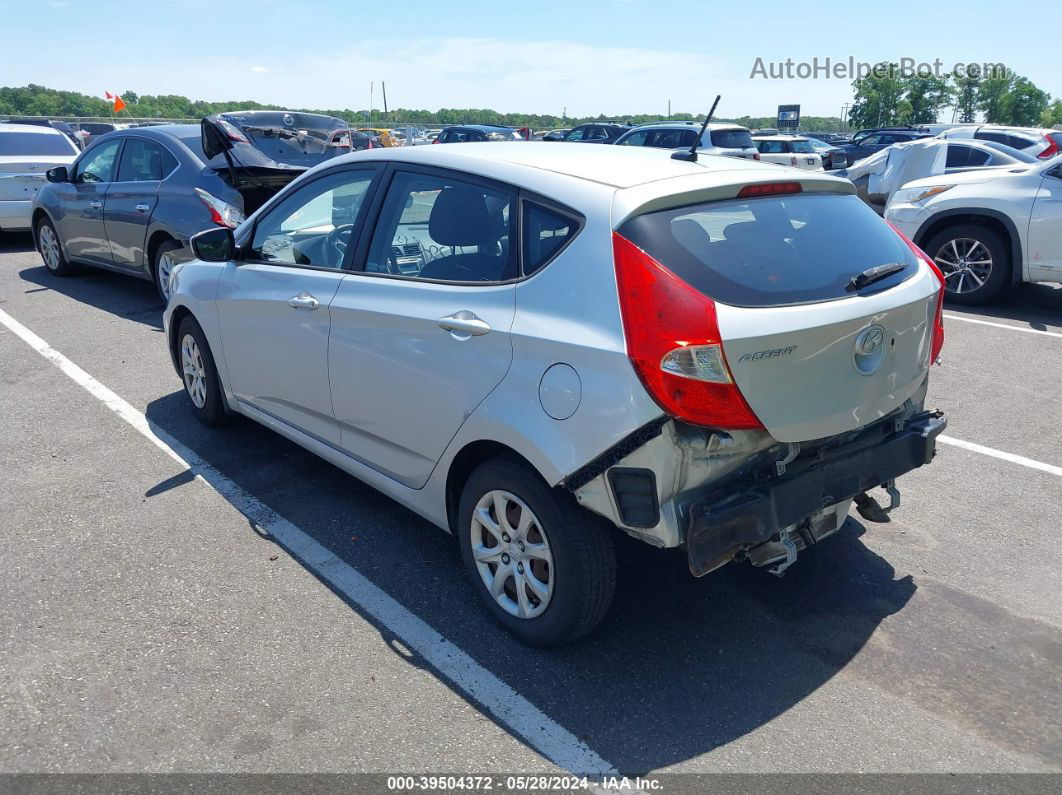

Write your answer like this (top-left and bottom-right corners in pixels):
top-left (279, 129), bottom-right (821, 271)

top-left (147, 229), bottom-right (181, 274)
top-left (914, 209), bottom-right (1024, 287)
top-left (166, 303), bottom-right (194, 373)
top-left (30, 208), bottom-right (53, 249)
top-left (444, 441), bottom-right (545, 534)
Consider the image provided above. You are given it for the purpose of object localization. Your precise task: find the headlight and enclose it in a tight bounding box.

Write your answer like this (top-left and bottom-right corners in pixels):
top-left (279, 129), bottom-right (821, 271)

top-left (893, 185), bottom-right (953, 205)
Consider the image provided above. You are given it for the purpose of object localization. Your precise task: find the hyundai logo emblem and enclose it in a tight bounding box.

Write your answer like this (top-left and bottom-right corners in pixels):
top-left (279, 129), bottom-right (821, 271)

top-left (853, 325), bottom-right (887, 375)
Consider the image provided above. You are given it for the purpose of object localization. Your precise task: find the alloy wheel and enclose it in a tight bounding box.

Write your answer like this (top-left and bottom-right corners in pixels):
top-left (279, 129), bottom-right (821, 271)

top-left (933, 237), bottom-right (993, 295)
top-left (157, 252), bottom-right (176, 301)
top-left (180, 333), bottom-right (207, 409)
top-left (39, 224), bottom-right (61, 272)
top-left (470, 490), bottom-right (554, 620)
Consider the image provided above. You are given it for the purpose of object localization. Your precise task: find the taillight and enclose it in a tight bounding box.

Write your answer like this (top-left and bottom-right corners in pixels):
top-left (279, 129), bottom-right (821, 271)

top-left (612, 232), bottom-right (763, 430)
top-left (194, 188), bottom-right (245, 229)
top-left (1038, 134), bottom-right (1060, 159)
top-left (432, 137), bottom-right (441, 144)
top-left (218, 119), bottom-right (249, 144)
top-left (737, 181), bottom-right (802, 199)
top-left (752, 153), bottom-right (761, 160)
top-left (887, 221), bottom-right (945, 363)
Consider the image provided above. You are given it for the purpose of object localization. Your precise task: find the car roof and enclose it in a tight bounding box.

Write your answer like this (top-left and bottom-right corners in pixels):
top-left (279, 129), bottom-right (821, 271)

top-left (452, 124), bottom-right (517, 132)
top-left (752, 135), bottom-right (809, 141)
top-left (327, 140), bottom-right (810, 189)
top-left (632, 121), bottom-right (747, 130)
top-left (0, 122), bottom-right (68, 135)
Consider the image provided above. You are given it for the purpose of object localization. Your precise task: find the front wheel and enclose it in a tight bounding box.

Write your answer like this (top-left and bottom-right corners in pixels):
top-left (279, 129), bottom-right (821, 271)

top-left (924, 224), bottom-right (1010, 305)
top-left (457, 457), bottom-right (616, 646)
top-left (177, 315), bottom-right (228, 426)
top-left (37, 217), bottom-right (78, 276)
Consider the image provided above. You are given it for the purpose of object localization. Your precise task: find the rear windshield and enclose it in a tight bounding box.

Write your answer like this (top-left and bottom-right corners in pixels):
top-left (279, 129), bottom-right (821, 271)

top-left (710, 129), bottom-right (755, 149)
top-left (0, 131), bottom-right (76, 156)
top-left (617, 193), bottom-right (916, 307)
top-left (790, 140), bottom-right (815, 153)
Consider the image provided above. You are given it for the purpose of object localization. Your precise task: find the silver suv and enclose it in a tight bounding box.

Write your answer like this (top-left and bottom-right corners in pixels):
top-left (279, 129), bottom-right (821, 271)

top-left (615, 122), bottom-right (760, 160)
top-left (165, 143), bottom-right (947, 645)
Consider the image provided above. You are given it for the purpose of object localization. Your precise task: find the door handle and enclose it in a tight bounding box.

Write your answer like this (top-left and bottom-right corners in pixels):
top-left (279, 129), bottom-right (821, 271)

top-left (287, 292), bottom-right (320, 310)
top-left (436, 311), bottom-right (491, 337)
top-left (135, 203), bottom-right (150, 212)
top-left (89, 199), bottom-right (102, 210)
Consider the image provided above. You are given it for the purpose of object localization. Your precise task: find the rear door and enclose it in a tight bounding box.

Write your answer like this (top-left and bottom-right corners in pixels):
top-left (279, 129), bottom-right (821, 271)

top-left (104, 137), bottom-right (175, 269)
top-left (60, 138), bottom-right (122, 263)
top-left (215, 165), bottom-right (380, 444)
top-left (328, 166), bottom-right (517, 488)
top-left (617, 191), bottom-right (939, 442)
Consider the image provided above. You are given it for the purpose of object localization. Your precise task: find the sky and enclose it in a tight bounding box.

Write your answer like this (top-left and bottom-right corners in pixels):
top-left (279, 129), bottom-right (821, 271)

top-left (5, 0), bottom-right (1059, 119)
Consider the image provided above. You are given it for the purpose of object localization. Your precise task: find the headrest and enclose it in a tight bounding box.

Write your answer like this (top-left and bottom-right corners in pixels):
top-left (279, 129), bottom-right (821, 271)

top-left (429, 187), bottom-right (493, 247)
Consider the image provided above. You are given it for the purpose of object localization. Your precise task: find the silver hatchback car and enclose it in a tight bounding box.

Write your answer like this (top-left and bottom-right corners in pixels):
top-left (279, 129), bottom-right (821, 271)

top-left (164, 143), bottom-right (947, 645)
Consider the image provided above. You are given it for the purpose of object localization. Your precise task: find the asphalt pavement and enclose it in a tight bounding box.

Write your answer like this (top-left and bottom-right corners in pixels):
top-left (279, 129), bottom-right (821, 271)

top-left (1, 231), bottom-right (1059, 780)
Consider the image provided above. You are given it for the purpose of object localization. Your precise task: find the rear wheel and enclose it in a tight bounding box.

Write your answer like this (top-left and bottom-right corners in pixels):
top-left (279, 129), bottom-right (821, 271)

top-left (37, 217), bottom-right (78, 276)
top-left (457, 457), bottom-right (616, 646)
top-left (153, 240), bottom-right (182, 303)
top-left (177, 315), bottom-right (228, 426)
top-left (924, 223), bottom-right (1010, 305)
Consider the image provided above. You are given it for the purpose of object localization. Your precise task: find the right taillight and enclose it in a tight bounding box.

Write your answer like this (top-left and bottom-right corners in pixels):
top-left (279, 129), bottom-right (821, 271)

top-left (1038, 134), bottom-right (1060, 159)
top-left (888, 221), bottom-right (944, 363)
top-left (194, 188), bottom-right (245, 229)
top-left (613, 232), bottom-right (763, 430)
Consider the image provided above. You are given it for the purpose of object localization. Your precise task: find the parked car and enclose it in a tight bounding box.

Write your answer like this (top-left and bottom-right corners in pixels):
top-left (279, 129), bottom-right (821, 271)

top-left (163, 142), bottom-right (947, 645)
top-left (615, 122), bottom-right (760, 160)
top-left (70, 121), bottom-right (133, 148)
top-left (1, 118), bottom-right (82, 149)
top-left (561, 123), bottom-right (630, 144)
top-left (0, 123), bottom-right (80, 233)
top-left (886, 154), bottom-right (1062, 304)
top-left (433, 125), bottom-right (525, 143)
top-left (349, 130), bottom-right (376, 151)
top-left (357, 127), bottom-right (398, 147)
top-left (32, 114), bottom-right (349, 301)
top-left (805, 137), bottom-right (847, 170)
top-left (752, 135), bottom-right (824, 170)
top-left (938, 125), bottom-right (1062, 160)
top-left (535, 129), bottom-right (570, 141)
top-left (839, 138), bottom-right (1038, 214)
top-left (805, 132), bottom-right (850, 146)
top-left (842, 127), bottom-right (932, 164)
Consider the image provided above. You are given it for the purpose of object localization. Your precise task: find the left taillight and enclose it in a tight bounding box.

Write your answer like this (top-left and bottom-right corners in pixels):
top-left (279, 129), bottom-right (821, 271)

top-left (888, 221), bottom-right (945, 363)
top-left (194, 188), bottom-right (245, 229)
top-left (1038, 134), bottom-right (1060, 159)
top-left (613, 232), bottom-right (764, 430)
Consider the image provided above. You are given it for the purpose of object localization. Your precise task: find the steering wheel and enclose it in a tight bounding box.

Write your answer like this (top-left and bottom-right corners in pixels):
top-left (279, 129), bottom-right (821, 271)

top-left (327, 223), bottom-right (356, 259)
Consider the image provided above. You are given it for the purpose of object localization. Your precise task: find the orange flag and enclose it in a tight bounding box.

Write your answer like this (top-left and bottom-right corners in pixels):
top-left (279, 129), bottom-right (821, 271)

top-left (113, 95), bottom-right (127, 113)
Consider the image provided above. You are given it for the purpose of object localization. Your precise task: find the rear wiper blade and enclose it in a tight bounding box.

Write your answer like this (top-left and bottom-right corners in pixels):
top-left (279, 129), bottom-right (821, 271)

top-left (845, 262), bottom-right (906, 292)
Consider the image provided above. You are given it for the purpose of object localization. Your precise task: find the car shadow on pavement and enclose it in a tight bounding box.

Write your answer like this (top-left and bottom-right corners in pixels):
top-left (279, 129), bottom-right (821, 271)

top-left (144, 390), bottom-right (916, 775)
top-left (0, 231), bottom-right (37, 254)
top-left (18, 263), bottom-right (164, 329)
top-left (945, 282), bottom-right (1062, 331)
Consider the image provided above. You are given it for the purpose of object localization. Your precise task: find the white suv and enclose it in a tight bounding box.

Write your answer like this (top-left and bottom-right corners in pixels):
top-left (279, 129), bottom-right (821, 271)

top-left (166, 143), bottom-right (947, 645)
top-left (885, 155), bottom-right (1062, 304)
top-left (939, 125), bottom-right (1062, 160)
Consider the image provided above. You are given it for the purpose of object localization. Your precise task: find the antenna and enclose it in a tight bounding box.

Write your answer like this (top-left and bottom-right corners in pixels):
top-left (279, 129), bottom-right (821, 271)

top-left (672, 95), bottom-right (721, 162)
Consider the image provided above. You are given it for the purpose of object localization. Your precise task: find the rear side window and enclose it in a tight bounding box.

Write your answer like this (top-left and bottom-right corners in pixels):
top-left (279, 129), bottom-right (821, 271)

top-left (710, 129), bottom-right (754, 149)
top-left (617, 193), bottom-right (916, 307)
top-left (522, 203), bottom-right (578, 275)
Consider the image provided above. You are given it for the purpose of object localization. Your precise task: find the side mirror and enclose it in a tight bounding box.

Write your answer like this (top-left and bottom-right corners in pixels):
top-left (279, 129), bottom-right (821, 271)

top-left (46, 166), bottom-right (69, 183)
top-left (191, 227), bottom-right (235, 262)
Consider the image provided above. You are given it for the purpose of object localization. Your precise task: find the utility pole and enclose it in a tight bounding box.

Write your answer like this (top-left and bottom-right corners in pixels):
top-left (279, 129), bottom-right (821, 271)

top-left (668, 99), bottom-right (671, 120)
top-left (382, 81), bottom-right (388, 122)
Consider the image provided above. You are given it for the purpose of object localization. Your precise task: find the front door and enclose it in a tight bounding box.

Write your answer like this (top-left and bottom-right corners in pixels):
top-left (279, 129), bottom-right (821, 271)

top-left (215, 166), bottom-right (379, 444)
top-left (104, 137), bottom-right (173, 269)
top-left (328, 168), bottom-right (517, 487)
top-left (1028, 165), bottom-right (1062, 277)
top-left (60, 138), bottom-right (121, 263)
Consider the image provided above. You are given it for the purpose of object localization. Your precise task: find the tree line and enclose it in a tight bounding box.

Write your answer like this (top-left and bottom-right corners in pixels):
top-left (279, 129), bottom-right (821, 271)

top-left (849, 65), bottom-right (1061, 129)
top-left (0, 83), bottom-right (848, 130)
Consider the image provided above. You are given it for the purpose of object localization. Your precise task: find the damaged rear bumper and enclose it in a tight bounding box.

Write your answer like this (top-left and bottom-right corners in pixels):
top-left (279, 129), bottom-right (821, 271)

top-left (686, 409), bottom-right (947, 577)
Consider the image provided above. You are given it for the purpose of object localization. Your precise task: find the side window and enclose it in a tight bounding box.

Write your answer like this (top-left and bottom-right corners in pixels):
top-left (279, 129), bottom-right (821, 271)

top-left (366, 171), bottom-right (515, 283)
top-left (116, 139), bottom-right (174, 181)
top-left (946, 145), bottom-right (970, 168)
top-left (758, 140), bottom-right (786, 154)
top-left (74, 140), bottom-right (121, 184)
top-left (617, 130), bottom-right (648, 147)
top-left (523, 202), bottom-right (578, 276)
top-left (564, 126), bottom-right (587, 142)
top-left (585, 126), bottom-right (607, 141)
top-left (977, 131), bottom-right (1009, 146)
top-left (858, 134), bottom-right (881, 147)
top-left (1007, 134), bottom-right (1034, 150)
top-left (966, 148), bottom-right (991, 166)
top-left (249, 169), bottom-right (376, 269)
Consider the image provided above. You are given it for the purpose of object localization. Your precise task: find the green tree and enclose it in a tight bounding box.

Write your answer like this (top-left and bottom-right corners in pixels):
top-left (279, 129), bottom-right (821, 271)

top-left (848, 64), bottom-right (907, 128)
top-left (951, 73), bottom-right (981, 123)
top-left (1003, 76), bottom-right (1050, 126)
top-left (978, 74), bottom-right (1014, 123)
top-left (902, 74), bottom-right (952, 125)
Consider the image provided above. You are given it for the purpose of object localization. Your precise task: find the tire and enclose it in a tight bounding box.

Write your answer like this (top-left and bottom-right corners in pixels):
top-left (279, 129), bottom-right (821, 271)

top-left (153, 240), bottom-right (182, 303)
top-left (457, 456), bottom-right (616, 646)
top-left (176, 315), bottom-right (228, 426)
top-left (36, 217), bottom-right (78, 276)
top-left (924, 223), bottom-right (1010, 306)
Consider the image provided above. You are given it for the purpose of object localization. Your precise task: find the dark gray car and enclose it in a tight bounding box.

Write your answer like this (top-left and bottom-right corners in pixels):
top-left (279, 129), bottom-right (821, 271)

top-left (31, 114), bottom-right (352, 301)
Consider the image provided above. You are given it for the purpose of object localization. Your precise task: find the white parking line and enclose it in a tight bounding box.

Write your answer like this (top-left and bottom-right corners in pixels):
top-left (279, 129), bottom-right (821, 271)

top-left (943, 313), bottom-right (1062, 339)
top-left (938, 435), bottom-right (1062, 478)
top-left (0, 307), bottom-right (617, 778)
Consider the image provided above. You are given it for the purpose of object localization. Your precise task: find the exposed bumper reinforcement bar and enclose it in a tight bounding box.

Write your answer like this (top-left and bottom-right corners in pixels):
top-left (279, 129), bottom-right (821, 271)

top-left (686, 410), bottom-right (947, 577)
